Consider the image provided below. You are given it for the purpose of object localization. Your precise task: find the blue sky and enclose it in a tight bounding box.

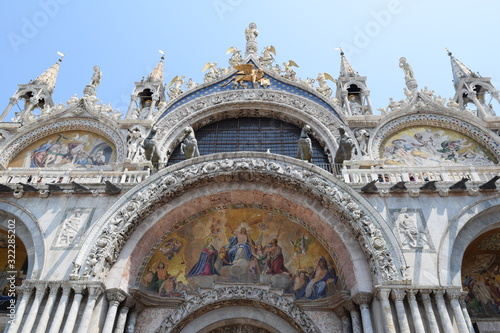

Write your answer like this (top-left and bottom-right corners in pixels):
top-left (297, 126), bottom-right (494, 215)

top-left (1, 0), bottom-right (500, 121)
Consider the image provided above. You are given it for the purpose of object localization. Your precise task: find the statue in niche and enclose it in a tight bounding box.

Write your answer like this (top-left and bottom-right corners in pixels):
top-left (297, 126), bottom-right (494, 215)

top-left (334, 127), bottom-right (356, 165)
top-left (396, 213), bottom-right (427, 248)
top-left (127, 127), bottom-right (146, 162)
top-left (348, 95), bottom-right (362, 115)
top-left (181, 126), bottom-right (200, 159)
top-left (297, 125), bottom-right (313, 163)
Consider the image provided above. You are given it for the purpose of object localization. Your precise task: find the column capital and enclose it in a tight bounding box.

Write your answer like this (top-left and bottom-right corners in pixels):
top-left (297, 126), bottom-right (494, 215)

top-left (33, 282), bottom-right (48, 295)
top-left (72, 283), bottom-right (87, 294)
top-left (433, 289), bottom-right (446, 298)
top-left (48, 282), bottom-right (61, 294)
top-left (60, 282), bottom-right (73, 295)
top-left (419, 289), bottom-right (432, 303)
top-left (406, 289), bottom-right (418, 299)
top-left (106, 288), bottom-right (128, 304)
top-left (446, 288), bottom-right (463, 301)
top-left (343, 300), bottom-right (358, 313)
top-left (391, 288), bottom-right (407, 302)
top-left (87, 284), bottom-right (105, 298)
top-left (352, 292), bottom-right (373, 305)
top-left (375, 287), bottom-right (392, 300)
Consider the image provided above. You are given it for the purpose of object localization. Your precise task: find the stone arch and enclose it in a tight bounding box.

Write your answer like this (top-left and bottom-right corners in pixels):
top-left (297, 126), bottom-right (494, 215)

top-left (155, 286), bottom-right (320, 333)
top-left (369, 111), bottom-right (500, 161)
top-left (154, 89), bottom-right (352, 163)
top-left (75, 152), bottom-right (405, 287)
top-left (438, 195), bottom-right (500, 285)
top-left (0, 118), bottom-right (126, 168)
top-left (0, 200), bottom-right (45, 279)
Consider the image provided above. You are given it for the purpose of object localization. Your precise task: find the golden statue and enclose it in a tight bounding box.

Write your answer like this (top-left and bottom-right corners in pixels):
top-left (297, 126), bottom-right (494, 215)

top-left (222, 64), bottom-right (269, 88)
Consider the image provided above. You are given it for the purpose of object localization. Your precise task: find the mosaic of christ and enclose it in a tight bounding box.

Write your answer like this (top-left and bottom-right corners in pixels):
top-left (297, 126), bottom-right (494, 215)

top-left (8, 130), bottom-right (114, 169)
top-left (137, 204), bottom-right (343, 300)
top-left (380, 126), bottom-right (495, 166)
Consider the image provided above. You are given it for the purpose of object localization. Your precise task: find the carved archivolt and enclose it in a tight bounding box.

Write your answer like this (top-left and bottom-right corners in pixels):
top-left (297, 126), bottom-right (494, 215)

top-left (74, 153), bottom-right (403, 285)
top-left (0, 119), bottom-right (126, 167)
top-left (157, 285), bottom-right (318, 333)
top-left (154, 89), bottom-right (349, 162)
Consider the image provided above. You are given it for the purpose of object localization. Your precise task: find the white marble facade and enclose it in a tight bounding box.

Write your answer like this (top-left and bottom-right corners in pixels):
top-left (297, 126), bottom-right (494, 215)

top-left (1, 23), bottom-right (500, 333)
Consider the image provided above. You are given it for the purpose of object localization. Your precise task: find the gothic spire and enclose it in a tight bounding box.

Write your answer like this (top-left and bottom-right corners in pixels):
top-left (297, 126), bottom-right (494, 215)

top-left (32, 53), bottom-right (64, 93)
top-left (446, 48), bottom-right (478, 90)
top-left (338, 48), bottom-right (358, 78)
top-left (145, 51), bottom-right (165, 83)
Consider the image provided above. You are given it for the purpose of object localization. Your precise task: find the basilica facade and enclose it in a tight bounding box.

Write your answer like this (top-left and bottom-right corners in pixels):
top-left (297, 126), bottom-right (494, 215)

top-left (1, 23), bottom-right (500, 333)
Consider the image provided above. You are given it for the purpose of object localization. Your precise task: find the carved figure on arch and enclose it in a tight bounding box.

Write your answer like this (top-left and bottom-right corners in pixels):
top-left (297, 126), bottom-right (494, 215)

top-left (297, 125), bottom-right (313, 163)
top-left (180, 126), bottom-right (200, 159)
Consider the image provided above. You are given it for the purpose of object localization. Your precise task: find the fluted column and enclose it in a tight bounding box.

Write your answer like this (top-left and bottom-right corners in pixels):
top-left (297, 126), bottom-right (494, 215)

top-left (353, 292), bottom-right (373, 333)
top-left (447, 289), bottom-right (469, 333)
top-left (334, 307), bottom-right (351, 333)
top-left (377, 288), bottom-right (397, 333)
top-left (391, 289), bottom-right (410, 333)
top-left (21, 282), bottom-right (47, 333)
top-left (76, 284), bottom-right (104, 333)
top-left (7, 283), bottom-right (33, 333)
top-left (406, 289), bottom-right (425, 333)
top-left (48, 284), bottom-right (73, 333)
top-left (459, 292), bottom-right (474, 333)
top-left (62, 283), bottom-right (86, 333)
top-left (102, 289), bottom-right (127, 333)
top-left (114, 297), bottom-right (135, 333)
top-left (345, 301), bottom-right (362, 333)
top-left (433, 289), bottom-right (454, 332)
top-left (35, 283), bottom-right (60, 333)
top-left (420, 290), bottom-right (439, 333)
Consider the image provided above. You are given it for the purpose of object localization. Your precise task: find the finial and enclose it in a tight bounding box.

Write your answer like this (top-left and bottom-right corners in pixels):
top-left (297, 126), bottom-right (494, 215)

top-left (335, 47), bottom-right (344, 56)
top-left (159, 50), bottom-right (165, 61)
top-left (444, 47), bottom-right (452, 56)
top-left (57, 51), bottom-right (65, 62)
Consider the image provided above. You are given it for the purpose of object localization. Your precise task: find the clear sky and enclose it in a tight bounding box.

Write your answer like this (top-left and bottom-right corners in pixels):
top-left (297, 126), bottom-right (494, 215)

top-left (1, 0), bottom-right (500, 121)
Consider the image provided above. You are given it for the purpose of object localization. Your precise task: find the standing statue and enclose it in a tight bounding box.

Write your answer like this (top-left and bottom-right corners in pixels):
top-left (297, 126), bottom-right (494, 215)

top-left (399, 57), bottom-right (414, 79)
top-left (181, 126), bottom-right (200, 159)
top-left (297, 125), bottom-right (313, 163)
top-left (348, 95), bottom-right (363, 115)
top-left (334, 127), bottom-right (356, 165)
top-left (90, 66), bottom-right (102, 88)
top-left (127, 127), bottom-right (146, 162)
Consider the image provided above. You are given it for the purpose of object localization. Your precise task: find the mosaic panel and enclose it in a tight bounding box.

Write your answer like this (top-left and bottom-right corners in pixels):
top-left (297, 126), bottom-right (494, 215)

top-left (136, 204), bottom-right (343, 300)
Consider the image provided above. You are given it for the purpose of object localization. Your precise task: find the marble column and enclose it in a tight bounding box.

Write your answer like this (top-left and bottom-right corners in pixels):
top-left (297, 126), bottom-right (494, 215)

top-left (447, 289), bottom-right (469, 333)
top-left (62, 283), bottom-right (86, 333)
top-left (353, 292), bottom-right (373, 333)
top-left (125, 304), bottom-right (143, 333)
top-left (406, 289), bottom-right (425, 333)
top-left (21, 282), bottom-right (47, 333)
top-left (391, 289), bottom-right (410, 333)
top-left (35, 283), bottom-right (60, 333)
top-left (459, 292), bottom-right (474, 333)
top-left (377, 288), bottom-right (397, 333)
top-left (344, 301), bottom-right (362, 333)
top-left (7, 283), bottom-right (33, 333)
top-left (419, 290), bottom-right (439, 333)
top-left (114, 298), bottom-right (135, 333)
top-left (76, 284), bottom-right (104, 333)
top-left (334, 307), bottom-right (351, 333)
top-left (433, 289), bottom-right (454, 332)
top-left (102, 289), bottom-right (127, 333)
top-left (48, 284), bottom-right (73, 333)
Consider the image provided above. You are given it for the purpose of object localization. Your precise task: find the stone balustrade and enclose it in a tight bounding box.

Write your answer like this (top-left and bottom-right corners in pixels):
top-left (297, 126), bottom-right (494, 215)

top-left (0, 168), bottom-right (150, 185)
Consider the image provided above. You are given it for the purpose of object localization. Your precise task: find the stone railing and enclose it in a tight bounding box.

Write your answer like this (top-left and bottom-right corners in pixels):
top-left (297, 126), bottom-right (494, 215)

top-left (0, 168), bottom-right (150, 185)
top-left (340, 163), bottom-right (500, 185)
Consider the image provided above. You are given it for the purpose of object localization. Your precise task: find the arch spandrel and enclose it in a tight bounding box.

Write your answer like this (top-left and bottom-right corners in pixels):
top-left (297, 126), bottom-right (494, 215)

top-left (73, 152), bottom-right (405, 288)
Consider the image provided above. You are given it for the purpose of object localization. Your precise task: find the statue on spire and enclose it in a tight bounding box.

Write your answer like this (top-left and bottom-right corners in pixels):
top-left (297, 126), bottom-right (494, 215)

top-left (84, 66), bottom-right (102, 97)
top-left (245, 22), bottom-right (259, 57)
top-left (399, 57), bottom-right (418, 91)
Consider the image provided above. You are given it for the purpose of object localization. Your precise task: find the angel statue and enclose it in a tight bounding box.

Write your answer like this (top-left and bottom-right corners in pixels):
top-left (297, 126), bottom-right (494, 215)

top-left (259, 45), bottom-right (276, 68)
top-left (167, 75), bottom-right (185, 100)
top-left (221, 64), bottom-right (269, 89)
top-left (316, 73), bottom-right (335, 98)
top-left (202, 62), bottom-right (219, 83)
top-left (282, 60), bottom-right (299, 81)
top-left (227, 47), bottom-right (243, 67)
